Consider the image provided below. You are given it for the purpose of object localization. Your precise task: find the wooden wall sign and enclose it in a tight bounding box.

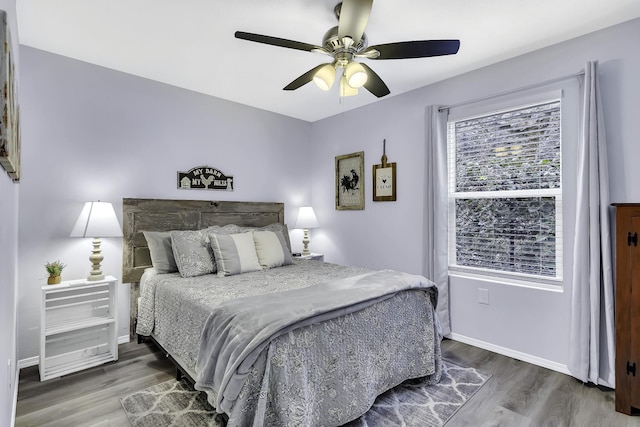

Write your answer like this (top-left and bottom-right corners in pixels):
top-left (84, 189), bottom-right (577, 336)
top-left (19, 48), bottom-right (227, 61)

top-left (177, 166), bottom-right (234, 191)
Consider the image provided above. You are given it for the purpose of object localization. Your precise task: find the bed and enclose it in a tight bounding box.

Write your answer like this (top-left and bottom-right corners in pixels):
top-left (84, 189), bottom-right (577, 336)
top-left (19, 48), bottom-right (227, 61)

top-left (123, 198), bottom-right (442, 426)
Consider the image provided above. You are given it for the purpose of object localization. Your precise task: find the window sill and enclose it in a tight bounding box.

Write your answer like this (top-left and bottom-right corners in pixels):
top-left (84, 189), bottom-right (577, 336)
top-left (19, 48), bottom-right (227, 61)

top-left (448, 267), bottom-right (563, 292)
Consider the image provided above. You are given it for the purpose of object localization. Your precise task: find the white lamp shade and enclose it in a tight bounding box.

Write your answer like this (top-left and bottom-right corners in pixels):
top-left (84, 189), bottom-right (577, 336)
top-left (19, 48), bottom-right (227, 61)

top-left (345, 61), bottom-right (368, 88)
top-left (313, 64), bottom-right (336, 91)
top-left (70, 201), bottom-right (123, 238)
top-left (295, 206), bottom-right (319, 229)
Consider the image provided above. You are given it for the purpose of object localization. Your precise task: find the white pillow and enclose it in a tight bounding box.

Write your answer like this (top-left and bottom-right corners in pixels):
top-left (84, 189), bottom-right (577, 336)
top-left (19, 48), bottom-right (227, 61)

top-left (209, 232), bottom-right (262, 277)
top-left (238, 223), bottom-right (293, 252)
top-left (253, 230), bottom-right (293, 268)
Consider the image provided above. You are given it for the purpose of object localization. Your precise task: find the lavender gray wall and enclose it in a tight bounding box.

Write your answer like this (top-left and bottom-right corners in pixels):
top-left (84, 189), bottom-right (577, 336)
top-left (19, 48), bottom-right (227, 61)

top-left (0, 1), bottom-right (19, 423)
top-left (15, 17), bottom-right (640, 379)
top-left (17, 46), bottom-right (312, 361)
top-left (309, 18), bottom-right (640, 371)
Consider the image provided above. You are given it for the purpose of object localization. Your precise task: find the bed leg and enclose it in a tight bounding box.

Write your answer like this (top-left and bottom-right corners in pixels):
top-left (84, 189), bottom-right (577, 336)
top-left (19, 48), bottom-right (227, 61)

top-left (176, 368), bottom-right (183, 381)
top-left (134, 318), bottom-right (143, 344)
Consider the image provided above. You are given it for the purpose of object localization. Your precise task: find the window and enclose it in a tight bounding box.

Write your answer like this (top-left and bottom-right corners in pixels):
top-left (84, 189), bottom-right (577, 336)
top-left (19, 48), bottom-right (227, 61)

top-left (447, 100), bottom-right (562, 285)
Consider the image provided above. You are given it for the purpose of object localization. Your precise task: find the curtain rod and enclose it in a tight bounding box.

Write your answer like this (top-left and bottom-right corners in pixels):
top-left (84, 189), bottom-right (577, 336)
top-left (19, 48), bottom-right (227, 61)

top-left (438, 70), bottom-right (585, 112)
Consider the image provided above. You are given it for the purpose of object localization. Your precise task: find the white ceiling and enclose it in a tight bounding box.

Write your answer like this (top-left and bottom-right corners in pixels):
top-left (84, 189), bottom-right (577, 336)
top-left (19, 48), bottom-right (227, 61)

top-left (16, 0), bottom-right (640, 122)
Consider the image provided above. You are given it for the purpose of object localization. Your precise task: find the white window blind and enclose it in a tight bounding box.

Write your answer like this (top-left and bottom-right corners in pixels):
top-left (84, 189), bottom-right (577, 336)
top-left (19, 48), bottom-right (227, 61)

top-left (447, 100), bottom-right (563, 282)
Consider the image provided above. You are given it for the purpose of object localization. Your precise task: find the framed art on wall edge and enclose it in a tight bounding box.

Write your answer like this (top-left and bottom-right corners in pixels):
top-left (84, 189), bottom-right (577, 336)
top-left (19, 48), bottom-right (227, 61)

top-left (0, 11), bottom-right (20, 182)
top-left (335, 151), bottom-right (364, 210)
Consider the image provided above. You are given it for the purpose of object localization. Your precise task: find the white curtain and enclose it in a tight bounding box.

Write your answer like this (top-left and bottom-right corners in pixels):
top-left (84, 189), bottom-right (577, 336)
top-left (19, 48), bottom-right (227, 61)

top-left (568, 61), bottom-right (615, 387)
top-left (425, 106), bottom-right (451, 336)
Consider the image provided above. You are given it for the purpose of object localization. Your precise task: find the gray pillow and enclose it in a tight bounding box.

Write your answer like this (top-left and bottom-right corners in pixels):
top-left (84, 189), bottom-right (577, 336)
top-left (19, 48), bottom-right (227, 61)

top-left (209, 232), bottom-right (262, 277)
top-left (142, 231), bottom-right (178, 274)
top-left (206, 224), bottom-right (244, 235)
top-left (170, 230), bottom-right (215, 278)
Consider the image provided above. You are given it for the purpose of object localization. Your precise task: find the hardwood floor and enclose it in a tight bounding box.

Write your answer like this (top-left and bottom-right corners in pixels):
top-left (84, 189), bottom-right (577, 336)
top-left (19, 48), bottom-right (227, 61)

top-left (441, 340), bottom-right (640, 427)
top-left (16, 341), bottom-right (174, 427)
top-left (15, 339), bottom-right (640, 426)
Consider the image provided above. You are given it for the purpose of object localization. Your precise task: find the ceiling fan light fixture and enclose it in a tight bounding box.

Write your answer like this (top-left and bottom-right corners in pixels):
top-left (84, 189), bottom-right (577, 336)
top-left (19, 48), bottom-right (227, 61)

top-left (313, 64), bottom-right (336, 91)
top-left (235, 0), bottom-right (460, 99)
top-left (340, 75), bottom-right (358, 97)
top-left (345, 61), bottom-right (367, 88)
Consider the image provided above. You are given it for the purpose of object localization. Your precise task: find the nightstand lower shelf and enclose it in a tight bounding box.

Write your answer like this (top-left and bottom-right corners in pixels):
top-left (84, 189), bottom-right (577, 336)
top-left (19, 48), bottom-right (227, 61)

top-left (42, 351), bottom-right (117, 380)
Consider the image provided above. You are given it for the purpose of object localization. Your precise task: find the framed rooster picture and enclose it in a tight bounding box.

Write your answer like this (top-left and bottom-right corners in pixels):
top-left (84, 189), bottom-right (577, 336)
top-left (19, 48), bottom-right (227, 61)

top-left (335, 151), bottom-right (364, 210)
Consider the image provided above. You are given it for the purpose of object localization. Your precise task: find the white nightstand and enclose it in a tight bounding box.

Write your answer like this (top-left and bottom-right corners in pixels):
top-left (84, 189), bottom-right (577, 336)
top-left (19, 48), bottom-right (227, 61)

top-left (40, 276), bottom-right (118, 381)
top-left (298, 253), bottom-right (324, 261)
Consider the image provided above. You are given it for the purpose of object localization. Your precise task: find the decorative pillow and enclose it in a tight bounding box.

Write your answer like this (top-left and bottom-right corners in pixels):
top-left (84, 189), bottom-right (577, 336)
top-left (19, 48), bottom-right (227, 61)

top-left (253, 230), bottom-right (293, 268)
top-left (206, 224), bottom-right (244, 235)
top-left (142, 231), bottom-right (178, 274)
top-left (238, 223), bottom-right (293, 252)
top-left (170, 230), bottom-right (215, 278)
top-left (209, 232), bottom-right (262, 277)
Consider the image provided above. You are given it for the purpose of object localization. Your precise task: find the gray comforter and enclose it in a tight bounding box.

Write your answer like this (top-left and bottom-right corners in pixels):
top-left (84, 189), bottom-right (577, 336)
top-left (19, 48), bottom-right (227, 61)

top-left (194, 270), bottom-right (438, 415)
top-left (136, 260), bottom-right (442, 426)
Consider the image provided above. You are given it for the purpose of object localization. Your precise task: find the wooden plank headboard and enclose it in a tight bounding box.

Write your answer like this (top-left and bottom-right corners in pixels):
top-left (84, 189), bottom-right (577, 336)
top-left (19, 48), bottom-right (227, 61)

top-left (122, 198), bottom-right (285, 336)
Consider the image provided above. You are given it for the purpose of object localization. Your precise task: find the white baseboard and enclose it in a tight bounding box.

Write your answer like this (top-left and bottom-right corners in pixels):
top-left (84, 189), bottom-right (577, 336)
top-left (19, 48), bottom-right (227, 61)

top-left (449, 332), bottom-right (571, 376)
top-left (19, 335), bottom-right (131, 370)
top-left (11, 365), bottom-right (18, 427)
top-left (18, 356), bottom-right (38, 369)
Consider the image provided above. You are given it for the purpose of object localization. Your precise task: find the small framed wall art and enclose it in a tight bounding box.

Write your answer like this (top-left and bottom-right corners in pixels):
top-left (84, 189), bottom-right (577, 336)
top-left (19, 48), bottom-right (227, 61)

top-left (373, 139), bottom-right (396, 201)
top-left (335, 151), bottom-right (364, 210)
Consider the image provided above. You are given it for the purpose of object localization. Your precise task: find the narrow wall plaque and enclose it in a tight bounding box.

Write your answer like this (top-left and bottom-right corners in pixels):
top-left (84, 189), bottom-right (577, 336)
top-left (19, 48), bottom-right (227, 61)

top-left (373, 139), bottom-right (396, 201)
top-left (177, 166), bottom-right (234, 191)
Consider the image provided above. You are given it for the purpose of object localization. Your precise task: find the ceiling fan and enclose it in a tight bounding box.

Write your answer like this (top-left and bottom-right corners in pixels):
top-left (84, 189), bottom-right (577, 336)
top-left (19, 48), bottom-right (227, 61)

top-left (234, 0), bottom-right (460, 98)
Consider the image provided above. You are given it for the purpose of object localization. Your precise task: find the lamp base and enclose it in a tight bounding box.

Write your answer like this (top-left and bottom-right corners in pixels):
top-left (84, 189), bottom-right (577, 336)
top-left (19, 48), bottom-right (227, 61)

top-left (87, 237), bottom-right (105, 281)
top-left (87, 273), bottom-right (105, 281)
top-left (301, 228), bottom-right (311, 256)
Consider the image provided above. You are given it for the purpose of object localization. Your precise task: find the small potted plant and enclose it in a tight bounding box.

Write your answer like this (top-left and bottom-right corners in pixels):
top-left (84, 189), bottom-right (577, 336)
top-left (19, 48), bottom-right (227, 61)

top-left (45, 260), bottom-right (66, 285)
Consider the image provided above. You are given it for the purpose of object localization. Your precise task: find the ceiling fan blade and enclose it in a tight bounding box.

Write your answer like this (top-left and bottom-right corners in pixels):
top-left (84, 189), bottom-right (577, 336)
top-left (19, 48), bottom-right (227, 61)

top-left (360, 63), bottom-right (390, 98)
top-left (338, 0), bottom-right (373, 44)
top-left (283, 64), bottom-right (329, 91)
top-left (362, 40), bottom-right (460, 60)
top-left (235, 31), bottom-right (325, 53)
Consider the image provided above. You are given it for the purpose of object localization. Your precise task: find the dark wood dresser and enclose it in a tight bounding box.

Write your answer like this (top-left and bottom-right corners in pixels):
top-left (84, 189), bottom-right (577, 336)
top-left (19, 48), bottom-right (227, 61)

top-left (612, 203), bottom-right (640, 415)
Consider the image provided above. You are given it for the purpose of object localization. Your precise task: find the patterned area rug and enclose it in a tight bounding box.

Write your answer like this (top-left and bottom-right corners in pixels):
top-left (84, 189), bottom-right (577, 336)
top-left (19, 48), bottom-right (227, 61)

top-left (120, 360), bottom-right (489, 427)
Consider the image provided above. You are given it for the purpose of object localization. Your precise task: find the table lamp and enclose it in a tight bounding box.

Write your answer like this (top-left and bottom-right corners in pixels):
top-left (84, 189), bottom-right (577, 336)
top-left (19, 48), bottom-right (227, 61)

top-left (70, 201), bottom-right (123, 281)
top-left (295, 206), bottom-right (319, 256)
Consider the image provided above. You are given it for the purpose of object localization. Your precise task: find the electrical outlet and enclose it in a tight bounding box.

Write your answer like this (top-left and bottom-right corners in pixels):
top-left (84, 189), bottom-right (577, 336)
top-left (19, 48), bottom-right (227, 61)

top-left (478, 288), bottom-right (490, 305)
